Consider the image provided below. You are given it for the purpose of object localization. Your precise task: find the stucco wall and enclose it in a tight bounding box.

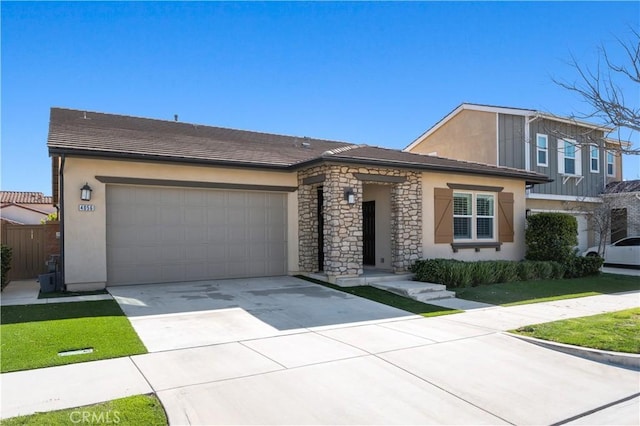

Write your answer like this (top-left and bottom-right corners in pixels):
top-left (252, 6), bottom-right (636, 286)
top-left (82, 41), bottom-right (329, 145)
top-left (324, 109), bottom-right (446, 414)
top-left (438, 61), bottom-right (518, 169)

top-left (62, 157), bottom-right (299, 288)
top-left (409, 110), bottom-right (497, 165)
top-left (422, 172), bottom-right (527, 261)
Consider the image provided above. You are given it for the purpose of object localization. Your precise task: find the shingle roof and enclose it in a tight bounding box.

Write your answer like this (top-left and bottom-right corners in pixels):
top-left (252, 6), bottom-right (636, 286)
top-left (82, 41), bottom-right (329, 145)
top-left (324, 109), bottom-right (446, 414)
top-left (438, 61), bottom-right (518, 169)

top-left (48, 108), bottom-right (551, 184)
top-left (604, 180), bottom-right (640, 193)
top-left (0, 191), bottom-right (53, 204)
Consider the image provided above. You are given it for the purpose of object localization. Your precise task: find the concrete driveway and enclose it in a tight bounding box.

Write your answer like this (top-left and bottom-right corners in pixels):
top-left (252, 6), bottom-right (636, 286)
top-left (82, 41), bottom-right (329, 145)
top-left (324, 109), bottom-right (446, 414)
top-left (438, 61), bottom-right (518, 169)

top-left (103, 277), bottom-right (640, 425)
top-left (109, 276), bottom-right (417, 352)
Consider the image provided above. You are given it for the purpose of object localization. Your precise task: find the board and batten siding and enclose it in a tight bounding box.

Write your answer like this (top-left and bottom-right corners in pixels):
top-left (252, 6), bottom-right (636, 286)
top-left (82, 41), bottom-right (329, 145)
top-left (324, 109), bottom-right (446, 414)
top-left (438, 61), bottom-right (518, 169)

top-left (498, 114), bottom-right (526, 170)
top-left (528, 118), bottom-right (606, 198)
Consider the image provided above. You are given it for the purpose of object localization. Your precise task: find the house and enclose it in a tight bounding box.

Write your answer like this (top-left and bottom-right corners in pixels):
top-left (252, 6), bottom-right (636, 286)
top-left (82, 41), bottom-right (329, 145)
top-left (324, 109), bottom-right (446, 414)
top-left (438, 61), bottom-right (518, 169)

top-left (0, 191), bottom-right (56, 225)
top-left (602, 180), bottom-right (640, 243)
top-left (405, 103), bottom-right (626, 252)
top-left (48, 107), bottom-right (550, 291)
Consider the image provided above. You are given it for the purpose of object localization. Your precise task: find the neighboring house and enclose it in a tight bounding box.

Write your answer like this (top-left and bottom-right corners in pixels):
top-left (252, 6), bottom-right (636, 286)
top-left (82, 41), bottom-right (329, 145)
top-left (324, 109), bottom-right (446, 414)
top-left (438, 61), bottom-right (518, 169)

top-left (405, 103), bottom-right (626, 252)
top-left (48, 108), bottom-right (549, 291)
top-left (602, 180), bottom-right (640, 243)
top-left (0, 191), bottom-right (56, 224)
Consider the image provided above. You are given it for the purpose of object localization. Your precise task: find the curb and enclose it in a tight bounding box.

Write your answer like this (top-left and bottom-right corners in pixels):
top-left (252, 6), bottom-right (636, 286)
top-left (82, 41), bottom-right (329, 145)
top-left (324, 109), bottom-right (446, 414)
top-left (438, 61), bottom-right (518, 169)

top-left (506, 332), bottom-right (640, 370)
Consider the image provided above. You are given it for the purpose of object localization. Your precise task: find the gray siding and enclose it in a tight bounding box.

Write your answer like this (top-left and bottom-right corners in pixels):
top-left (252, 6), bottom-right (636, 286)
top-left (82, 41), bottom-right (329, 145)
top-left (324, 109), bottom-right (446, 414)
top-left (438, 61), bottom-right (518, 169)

top-left (528, 118), bottom-right (606, 197)
top-left (498, 114), bottom-right (525, 169)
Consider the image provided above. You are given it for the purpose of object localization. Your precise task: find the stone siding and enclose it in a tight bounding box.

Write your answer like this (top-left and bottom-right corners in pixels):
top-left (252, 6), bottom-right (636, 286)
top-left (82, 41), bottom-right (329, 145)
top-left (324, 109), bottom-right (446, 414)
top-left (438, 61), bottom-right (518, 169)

top-left (298, 164), bottom-right (422, 281)
top-left (603, 192), bottom-right (640, 243)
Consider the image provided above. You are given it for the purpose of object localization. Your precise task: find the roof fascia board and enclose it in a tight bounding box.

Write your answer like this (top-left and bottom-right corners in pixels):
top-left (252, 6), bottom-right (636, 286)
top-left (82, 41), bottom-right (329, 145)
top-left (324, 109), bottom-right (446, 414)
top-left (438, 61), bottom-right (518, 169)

top-left (405, 103), bottom-right (536, 151)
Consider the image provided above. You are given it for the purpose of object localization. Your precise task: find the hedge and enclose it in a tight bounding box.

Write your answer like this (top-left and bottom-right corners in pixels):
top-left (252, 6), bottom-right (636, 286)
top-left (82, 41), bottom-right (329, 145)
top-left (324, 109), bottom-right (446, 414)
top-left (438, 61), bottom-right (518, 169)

top-left (410, 259), bottom-right (565, 288)
top-left (525, 213), bottom-right (578, 262)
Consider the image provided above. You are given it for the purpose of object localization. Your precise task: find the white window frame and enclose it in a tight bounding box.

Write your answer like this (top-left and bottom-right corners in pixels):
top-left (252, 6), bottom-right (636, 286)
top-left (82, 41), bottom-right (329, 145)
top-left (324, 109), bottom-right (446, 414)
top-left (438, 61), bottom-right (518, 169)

top-left (606, 151), bottom-right (615, 176)
top-left (558, 138), bottom-right (582, 176)
top-left (453, 192), bottom-right (496, 242)
top-left (589, 145), bottom-right (600, 173)
top-left (536, 133), bottom-right (548, 167)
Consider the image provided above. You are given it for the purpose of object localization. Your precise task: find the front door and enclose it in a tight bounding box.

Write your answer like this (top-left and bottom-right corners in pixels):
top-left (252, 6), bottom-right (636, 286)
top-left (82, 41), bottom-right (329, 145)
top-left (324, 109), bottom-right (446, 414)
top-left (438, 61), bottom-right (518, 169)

top-left (363, 201), bottom-right (375, 266)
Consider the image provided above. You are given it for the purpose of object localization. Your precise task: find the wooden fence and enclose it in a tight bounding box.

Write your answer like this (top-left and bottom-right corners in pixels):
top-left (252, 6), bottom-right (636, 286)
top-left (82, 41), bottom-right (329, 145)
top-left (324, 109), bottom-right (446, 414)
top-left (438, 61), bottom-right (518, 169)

top-left (1, 222), bottom-right (60, 280)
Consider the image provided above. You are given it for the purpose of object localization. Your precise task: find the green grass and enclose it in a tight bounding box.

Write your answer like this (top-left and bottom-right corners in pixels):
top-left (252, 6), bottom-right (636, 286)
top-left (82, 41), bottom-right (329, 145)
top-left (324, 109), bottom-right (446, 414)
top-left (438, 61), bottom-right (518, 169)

top-left (0, 300), bottom-right (147, 373)
top-left (455, 273), bottom-right (640, 306)
top-left (0, 394), bottom-right (167, 426)
top-left (512, 308), bottom-right (640, 354)
top-left (297, 275), bottom-right (461, 317)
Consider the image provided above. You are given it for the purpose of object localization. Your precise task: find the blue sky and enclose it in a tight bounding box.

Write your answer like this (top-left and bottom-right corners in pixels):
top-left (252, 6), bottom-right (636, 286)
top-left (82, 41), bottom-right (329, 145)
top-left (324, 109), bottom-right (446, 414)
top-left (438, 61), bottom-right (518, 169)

top-left (2, 1), bottom-right (639, 195)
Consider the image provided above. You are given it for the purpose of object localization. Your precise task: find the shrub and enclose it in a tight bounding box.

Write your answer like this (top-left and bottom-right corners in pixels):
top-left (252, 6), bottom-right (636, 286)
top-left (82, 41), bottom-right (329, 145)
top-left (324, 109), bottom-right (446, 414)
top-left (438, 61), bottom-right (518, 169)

top-left (518, 261), bottom-right (538, 281)
top-left (564, 255), bottom-right (603, 279)
top-left (549, 261), bottom-right (566, 279)
top-left (1, 245), bottom-right (12, 290)
top-left (526, 213), bottom-right (578, 263)
top-left (411, 258), bottom-right (561, 288)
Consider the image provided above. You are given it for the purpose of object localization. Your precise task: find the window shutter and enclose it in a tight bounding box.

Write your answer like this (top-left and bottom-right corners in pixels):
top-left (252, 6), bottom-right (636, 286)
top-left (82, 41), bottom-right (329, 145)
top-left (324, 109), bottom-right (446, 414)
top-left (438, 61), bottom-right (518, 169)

top-left (498, 192), bottom-right (514, 243)
top-left (557, 140), bottom-right (565, 174)
top-left (434, 188), bottom-right (453, 243)
top-left (575, 144), bottom-right (582, 176)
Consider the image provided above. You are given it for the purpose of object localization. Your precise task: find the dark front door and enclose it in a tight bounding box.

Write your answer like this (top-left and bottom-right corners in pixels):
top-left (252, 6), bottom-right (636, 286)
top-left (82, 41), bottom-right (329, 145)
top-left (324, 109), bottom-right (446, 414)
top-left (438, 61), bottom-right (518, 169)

top-left (317, 187), bottom-right (324, 271)
top-left (363, 201), bottom-right (375, 266)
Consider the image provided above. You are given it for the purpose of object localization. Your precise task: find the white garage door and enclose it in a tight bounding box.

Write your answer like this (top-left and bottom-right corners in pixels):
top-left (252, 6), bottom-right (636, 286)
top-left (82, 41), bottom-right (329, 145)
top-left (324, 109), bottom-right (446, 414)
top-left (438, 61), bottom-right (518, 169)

top-left (106, 185), bottom-right (287, 285)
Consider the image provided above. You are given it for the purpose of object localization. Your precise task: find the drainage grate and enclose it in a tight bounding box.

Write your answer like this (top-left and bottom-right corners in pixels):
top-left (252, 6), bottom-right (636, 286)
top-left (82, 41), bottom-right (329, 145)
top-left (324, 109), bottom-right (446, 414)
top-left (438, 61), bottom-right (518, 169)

top-left (58, 348), bottom-right (94, 357)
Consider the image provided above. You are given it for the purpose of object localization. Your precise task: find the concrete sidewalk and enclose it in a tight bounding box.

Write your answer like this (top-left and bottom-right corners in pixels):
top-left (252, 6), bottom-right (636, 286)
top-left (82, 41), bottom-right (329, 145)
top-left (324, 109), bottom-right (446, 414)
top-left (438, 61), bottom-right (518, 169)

top-left (1, 291), bottom-right (639, 424)
top-left (1, 279), bottom-right (112, 306)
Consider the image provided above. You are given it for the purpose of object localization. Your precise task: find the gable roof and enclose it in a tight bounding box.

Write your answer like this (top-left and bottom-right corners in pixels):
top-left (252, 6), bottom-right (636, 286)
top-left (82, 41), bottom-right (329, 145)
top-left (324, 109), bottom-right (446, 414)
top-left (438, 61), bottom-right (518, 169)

top-left (405, 102), bottom-right (615, 151)
top-left (0, 202), bottom-right (52, 215)
top-left (48, 107), bottom-right (551, 185)
top-left (0, 191), bottom-right (52, 204)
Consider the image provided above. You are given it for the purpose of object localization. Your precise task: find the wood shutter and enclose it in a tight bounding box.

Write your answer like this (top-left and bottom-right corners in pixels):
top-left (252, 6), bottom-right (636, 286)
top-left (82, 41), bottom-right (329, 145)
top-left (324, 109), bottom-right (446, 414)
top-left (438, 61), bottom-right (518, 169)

top-left (434, 188), bottom-right (453, 243)
top-left (498, 192), bottom-right (514, 243)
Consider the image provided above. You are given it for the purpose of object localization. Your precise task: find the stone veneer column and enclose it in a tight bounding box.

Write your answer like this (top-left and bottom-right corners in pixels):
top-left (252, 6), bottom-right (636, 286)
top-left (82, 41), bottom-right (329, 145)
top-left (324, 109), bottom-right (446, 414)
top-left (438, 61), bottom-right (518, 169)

top-left (297, 166), bottom-right (325, 272)
top-left (390, 171), bottom-right (423, 272)
top-left (323, 166), bottom-right (363, 279)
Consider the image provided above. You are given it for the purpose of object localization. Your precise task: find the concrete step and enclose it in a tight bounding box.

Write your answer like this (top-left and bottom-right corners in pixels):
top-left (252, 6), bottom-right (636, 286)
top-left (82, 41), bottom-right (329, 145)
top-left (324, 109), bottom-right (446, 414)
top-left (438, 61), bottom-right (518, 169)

top-left (369, 280), bottom-right (455, 301)
top-left (335, 273), bottom-right (414, 287)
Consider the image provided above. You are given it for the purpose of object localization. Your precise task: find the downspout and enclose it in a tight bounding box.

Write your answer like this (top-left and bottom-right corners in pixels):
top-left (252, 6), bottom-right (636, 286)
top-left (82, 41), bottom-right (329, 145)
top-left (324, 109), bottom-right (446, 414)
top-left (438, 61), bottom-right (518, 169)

top-left (59, 154), bottom-right (66, 290)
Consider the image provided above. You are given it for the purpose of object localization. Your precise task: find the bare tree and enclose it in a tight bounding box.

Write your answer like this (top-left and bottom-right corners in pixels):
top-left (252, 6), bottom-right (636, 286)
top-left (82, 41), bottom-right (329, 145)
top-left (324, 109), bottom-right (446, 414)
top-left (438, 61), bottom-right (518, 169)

top-left (554, 28), bottom-right (639, 155)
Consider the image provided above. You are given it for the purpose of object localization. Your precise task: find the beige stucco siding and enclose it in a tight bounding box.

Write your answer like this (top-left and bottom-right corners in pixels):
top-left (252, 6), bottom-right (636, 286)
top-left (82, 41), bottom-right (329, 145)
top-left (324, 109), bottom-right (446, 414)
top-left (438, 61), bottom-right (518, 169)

top-left (410, 110), bottom-right (497, 165)
top-left (62, 157), bottom-right (299, 288)
top-left (422, 172), bottom-right (527, 261)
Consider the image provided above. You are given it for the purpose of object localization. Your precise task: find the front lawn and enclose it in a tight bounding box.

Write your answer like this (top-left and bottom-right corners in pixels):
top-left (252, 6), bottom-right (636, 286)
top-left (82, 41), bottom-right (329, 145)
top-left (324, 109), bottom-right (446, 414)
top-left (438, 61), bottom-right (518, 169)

top-left (0, 394), bottom-right (167, 426)
top-left (512, 308), bottom-right (640, 354)
top-left (455, 273), bottom-right (640, 306)
top-left (0, 300), bottom-right (147, 373)
top-left (297, 276), bottom-right (461, 317)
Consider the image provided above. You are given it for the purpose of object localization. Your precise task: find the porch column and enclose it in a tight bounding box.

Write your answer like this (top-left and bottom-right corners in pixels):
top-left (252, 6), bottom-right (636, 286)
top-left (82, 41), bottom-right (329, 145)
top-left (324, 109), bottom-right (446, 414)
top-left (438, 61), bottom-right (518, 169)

top-left (323, 166), bottom-right (363, 280)
top-left (391, 172), bottom-right (423, 272)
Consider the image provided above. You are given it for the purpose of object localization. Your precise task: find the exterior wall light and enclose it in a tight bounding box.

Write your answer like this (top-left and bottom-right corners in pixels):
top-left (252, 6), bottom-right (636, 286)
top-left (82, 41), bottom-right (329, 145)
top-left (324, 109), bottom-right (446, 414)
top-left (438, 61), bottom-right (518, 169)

top-left (344, 188), bottom-right (355, 204)
top-left (80, 183), bottom-right (93, 201)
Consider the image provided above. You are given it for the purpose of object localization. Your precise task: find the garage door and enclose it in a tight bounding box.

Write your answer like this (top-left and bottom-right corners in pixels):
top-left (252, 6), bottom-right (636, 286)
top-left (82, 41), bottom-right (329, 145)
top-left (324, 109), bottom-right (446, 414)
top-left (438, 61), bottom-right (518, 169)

top-left (106, 185), bottom-right (287, 285)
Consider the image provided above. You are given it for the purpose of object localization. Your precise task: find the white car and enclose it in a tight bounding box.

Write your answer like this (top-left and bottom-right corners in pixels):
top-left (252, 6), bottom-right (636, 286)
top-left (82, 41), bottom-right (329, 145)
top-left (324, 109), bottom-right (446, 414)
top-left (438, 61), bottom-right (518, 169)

top-left (584, 236), bottom-right (640, 268)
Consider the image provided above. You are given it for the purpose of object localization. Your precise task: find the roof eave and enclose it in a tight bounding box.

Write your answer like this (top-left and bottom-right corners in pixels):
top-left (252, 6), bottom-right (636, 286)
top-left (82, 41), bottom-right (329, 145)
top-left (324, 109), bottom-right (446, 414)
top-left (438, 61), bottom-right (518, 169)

top-left (47, 147), bottom-right (299, 171)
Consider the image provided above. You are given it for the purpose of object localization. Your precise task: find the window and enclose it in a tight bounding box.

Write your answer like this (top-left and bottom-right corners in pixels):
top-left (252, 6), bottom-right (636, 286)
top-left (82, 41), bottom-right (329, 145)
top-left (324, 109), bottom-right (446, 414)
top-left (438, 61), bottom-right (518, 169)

top-left (453, 193), bottom-right (472, 239)
top-left (564, 141), bottom-right (576, 174)
top-left (536, 134), bottom-right (548, 167)
top-left (590, 145), bottom-right (600, 173)
top-left (607, 151), bottom-right (615, 176)
top-left (453, 192), bottom-right (495, 240)
top-left (558, 139), bottom-right (581, 176)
